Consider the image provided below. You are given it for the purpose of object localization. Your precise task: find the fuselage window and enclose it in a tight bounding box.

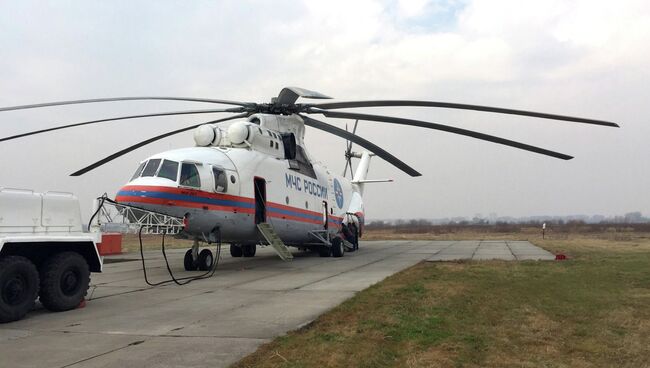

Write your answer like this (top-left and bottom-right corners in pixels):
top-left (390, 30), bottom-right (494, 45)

top-left (180, 163), bottom-right (201, 188)
top-left (130, 161), bottom-right (146, 181)
top-left (157, 160), bottom-right (179, 181)
top-left (292, 145), bottom-right (317, 179)
top-left (269, 140), bottom-right (274, 148)
top-left (141, 159), bottom-right (161, 177)
top-left (275, 142), bottom-right (279, 150)
top-left (213, 167), bottom-right (228, 192)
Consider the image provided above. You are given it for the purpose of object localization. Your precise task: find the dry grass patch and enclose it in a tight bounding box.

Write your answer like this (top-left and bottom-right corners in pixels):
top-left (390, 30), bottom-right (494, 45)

top-left (232, 232), bottom-right (650, 367)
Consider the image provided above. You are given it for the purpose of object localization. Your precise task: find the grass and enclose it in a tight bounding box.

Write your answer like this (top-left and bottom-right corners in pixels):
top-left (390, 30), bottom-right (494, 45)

top-left (231, 229), bottom-right (650, 368)
top-left (119, 233), bottom-right (194, 253)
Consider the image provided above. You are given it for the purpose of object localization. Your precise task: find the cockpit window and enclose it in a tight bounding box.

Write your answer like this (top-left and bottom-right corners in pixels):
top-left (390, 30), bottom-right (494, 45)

top-left (180, 163), bottom-right (201, 188)
top-left (141, 159), bottom-right (161, 177)
top-left (212, 167), bottom-right (228, 193)
top-left (130, 161), bottom-right (146, 181)
top-left (157, 160), bottom-right (179, 181)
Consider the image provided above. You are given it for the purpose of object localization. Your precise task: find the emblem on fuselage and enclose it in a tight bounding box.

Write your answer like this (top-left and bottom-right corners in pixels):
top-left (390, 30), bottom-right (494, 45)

top-left (333, 178), bottom-right (344, 208)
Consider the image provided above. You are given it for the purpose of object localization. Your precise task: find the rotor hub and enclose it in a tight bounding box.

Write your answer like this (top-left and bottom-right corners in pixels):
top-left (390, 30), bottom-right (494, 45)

top-left (258, 103), bottom-right (303, 115)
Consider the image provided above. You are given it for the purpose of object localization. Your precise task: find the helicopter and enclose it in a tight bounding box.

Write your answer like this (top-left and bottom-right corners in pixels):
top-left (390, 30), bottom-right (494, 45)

top-left (0, 87), bottom-right (619, 270)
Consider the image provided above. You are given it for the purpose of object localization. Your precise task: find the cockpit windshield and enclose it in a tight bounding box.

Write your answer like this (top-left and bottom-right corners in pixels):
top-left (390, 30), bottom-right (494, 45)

top-left (141, 159), bottom-right (161, 177)
top-left (157, 160), bottom-right (179, 181)
top-left (129, 159), bottom-right (180, 182)
top-left (130, 161), bottom-right (146, 181)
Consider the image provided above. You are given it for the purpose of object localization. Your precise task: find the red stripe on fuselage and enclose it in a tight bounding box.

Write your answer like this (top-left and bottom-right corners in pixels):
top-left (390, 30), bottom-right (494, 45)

top-left (115, 195), bottom-right (255, 214)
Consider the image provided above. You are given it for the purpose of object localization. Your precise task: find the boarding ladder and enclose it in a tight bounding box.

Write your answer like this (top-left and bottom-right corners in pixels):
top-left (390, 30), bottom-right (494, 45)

top-left (257, 222), bottom-right (293, 261)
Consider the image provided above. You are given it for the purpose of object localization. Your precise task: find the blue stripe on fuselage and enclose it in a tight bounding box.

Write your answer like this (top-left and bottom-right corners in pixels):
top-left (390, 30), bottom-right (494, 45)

top-left (117, 190), bottom-right (254, 209)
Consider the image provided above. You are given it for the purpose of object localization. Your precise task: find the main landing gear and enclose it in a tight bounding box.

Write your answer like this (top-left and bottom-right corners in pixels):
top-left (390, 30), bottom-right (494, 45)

top-left (184, 240), bottom-right (215, 271)
top-left (318, 236), bottom-right (345, 258)
top-left (229, 244), bottom-right (256, 258)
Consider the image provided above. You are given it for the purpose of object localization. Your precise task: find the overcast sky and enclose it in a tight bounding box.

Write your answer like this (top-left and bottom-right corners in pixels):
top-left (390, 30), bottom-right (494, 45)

top-left (0, 0), bottom-right (648, 221)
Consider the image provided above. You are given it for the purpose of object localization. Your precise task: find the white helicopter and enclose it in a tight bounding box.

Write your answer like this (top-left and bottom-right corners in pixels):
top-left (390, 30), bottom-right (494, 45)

top-left (0, 87), bottom-right (618, 270)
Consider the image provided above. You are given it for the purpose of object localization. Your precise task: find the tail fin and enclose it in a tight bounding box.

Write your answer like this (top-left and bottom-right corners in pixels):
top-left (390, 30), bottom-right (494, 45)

top-left (352, 152), bottom-right (372, 195)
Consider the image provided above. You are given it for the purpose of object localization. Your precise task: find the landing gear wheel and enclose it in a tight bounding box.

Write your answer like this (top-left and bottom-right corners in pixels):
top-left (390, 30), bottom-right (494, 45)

top-left (230, 244), bottom-right (243, 258)
top-left (184, 249), bottom-right (197, 271)
top-left (197, 249), bottom-right (214, 271)
top-left (318, 245), bottom-right (331, 257)
top-left (331, 236), bottom-right (344, 258)
top-left (39, 252), bottom-right (90, 312)
top-left (0, 256), bottom-right (39, 323)
top-left (242, 244), bottom-right (256, 257)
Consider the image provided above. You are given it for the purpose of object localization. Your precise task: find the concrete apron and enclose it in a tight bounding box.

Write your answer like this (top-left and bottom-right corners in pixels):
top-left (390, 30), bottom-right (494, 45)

top-left (0, 240), bottom-right (553, 368)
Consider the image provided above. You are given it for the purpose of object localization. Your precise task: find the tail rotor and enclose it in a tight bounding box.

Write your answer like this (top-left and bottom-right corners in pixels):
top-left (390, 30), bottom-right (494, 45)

top-left (342, 120), bottom-right (359, 179)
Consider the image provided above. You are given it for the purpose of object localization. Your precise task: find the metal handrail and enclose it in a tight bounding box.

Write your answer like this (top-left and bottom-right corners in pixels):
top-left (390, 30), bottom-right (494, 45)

top-left (96, 200), bottom-right (184, 235)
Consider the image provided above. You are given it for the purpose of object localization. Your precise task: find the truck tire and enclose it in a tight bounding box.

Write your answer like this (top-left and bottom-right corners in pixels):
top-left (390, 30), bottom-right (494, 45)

top-left (0, 256), bottom-right (39, 323)
top-left (197, 249), bottom-right (213, 271)
top-left (39, 252), bottom-right (90, 312)
top-left (242, 244), bottom-right (256, 257)
top-left (331, 236), bottom-right (344, 258)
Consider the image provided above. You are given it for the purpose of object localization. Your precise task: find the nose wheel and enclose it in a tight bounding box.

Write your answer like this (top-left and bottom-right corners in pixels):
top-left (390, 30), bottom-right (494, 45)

top-left (184, 238), bottom-right (215, 272)
top-left (197, 249), bottom-right (213, 271)
top-left (184, 249), bottom-right (197, 271)
top-left (184, 248), bottom-right (214, 271)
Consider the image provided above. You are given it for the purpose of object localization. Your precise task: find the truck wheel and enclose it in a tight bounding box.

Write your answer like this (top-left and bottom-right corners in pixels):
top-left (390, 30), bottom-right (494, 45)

top-left (331, 237), bottom-right (344, 258)
top-left (242, 244), bottom-right (256, 257)
top-left (39, 252), bottom-right (90, 312)
top-left (197, 249), bottom-right (213, 271)
top-left (0, 256), bottom-right (39, 323)
top-left (184, 249), bottom-right (197, 271)
top-left (230, 244), bottom-right (243, 257)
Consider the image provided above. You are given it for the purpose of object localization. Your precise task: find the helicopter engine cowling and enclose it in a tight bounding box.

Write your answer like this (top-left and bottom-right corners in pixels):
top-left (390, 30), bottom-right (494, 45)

top-left (193, 124), bottom-right (223, 147)
top-left (227, 121), bottom-right (250, 145)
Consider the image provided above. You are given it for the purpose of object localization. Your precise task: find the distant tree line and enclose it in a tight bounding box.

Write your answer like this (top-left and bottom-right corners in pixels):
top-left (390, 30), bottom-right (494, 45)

top-left (366, 212), bottom-right (650, 234)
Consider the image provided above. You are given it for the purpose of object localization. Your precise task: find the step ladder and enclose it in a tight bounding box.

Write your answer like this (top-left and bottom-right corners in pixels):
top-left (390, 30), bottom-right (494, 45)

top-left (257, 222), bottom-right (293, 261)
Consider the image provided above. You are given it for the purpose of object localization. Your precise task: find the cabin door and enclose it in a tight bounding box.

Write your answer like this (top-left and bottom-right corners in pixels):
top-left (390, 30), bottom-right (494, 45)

top-left (254, 177), bottom-right (266, 224)
top-left (322, 201), bottom-right (329, 230)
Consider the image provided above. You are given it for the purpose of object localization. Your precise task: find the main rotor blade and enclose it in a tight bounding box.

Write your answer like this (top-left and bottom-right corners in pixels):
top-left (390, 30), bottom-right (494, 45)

top-left (343, 123), bottom-right (350, 177)
top-left (70, 113), bottom-right (250, 176)
top-left (275, 87), bottom-right (332, 105)
top-left (0, 96), bottom-right (256, 112)
top-left (0, 107), bottom-right (246, 143)
top-left (300, 115), bottom-right (421, 177)
top-left (308, 109), bottom-right (574, 160)
top-left (308, 100), bottom-right (619, 128)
